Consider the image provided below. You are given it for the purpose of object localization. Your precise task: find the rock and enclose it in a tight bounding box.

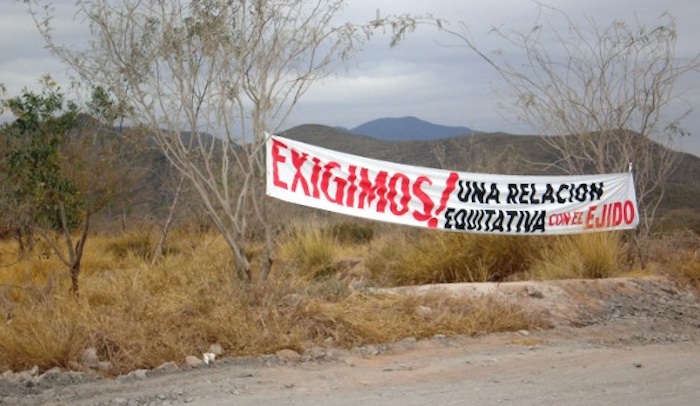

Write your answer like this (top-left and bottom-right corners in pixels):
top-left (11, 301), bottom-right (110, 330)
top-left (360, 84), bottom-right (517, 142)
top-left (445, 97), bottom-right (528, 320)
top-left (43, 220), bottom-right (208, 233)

top-left (208, 343), bottom-right (224, 356)
top-left (155, 361), bottom-right (179, 372)
top-left (80, 347), bottom-right (100, 369)
top-left (518, 330), bottom-right (530, 337)
top-left (127, 369), bottom-right (149, 380)
top-left (37, 367), bottom-right (63, 383)
top-left (43, 366), bottom-right (62, 375)
top-left (303, 346), bottom-right (328, 361)
top-left (360, 345), bottom-right (381, 356)
top-left (525, 286), bottom-right (544, 299)
top-left (203, 352), bottom-right (216, 364)
top-left (16, 371), bottom-right (34, 384)
top-left (38, 370), bottom-right (95, 386)
top-left (28, 365), bottom-right (40, 377)
top-left (415, 305), bottom-right (434, 319)
top-left (276, 349), bottom-right (301, 363)
top-left (68, 360), bottom-right (84, 371)
top-left (184, 355), bottom-right (204, 367)
top-left (97, 361), bottom-right (113, 373)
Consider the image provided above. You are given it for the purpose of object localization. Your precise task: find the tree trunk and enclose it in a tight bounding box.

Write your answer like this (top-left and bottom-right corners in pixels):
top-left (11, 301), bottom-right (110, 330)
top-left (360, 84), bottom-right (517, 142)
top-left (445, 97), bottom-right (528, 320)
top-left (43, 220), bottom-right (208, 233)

top-left (151, 176), bottom-right (184, 265)
top-left (70, 261), bottom-right (81, 298)
top-left (633, 233), bottom-right (647, 270)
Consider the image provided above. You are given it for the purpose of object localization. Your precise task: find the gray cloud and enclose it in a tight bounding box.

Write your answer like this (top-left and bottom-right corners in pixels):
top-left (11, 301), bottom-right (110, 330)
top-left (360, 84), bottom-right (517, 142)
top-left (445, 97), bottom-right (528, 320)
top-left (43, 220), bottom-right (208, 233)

top-left (1, 0), bottom-right (698, 156)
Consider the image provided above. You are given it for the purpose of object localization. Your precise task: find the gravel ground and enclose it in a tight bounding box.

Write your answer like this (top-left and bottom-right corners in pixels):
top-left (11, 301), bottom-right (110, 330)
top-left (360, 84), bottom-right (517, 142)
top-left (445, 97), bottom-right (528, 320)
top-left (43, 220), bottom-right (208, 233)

top-left (2, 276), bottom-right (700, 406)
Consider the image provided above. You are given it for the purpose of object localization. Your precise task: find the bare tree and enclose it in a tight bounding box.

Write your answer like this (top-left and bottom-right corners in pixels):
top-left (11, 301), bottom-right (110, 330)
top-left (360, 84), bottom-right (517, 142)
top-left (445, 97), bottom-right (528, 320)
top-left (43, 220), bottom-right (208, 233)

top-left (25, 0), bottom-right (408, 284)
top-left (433, 7), bottom-right (699, 238)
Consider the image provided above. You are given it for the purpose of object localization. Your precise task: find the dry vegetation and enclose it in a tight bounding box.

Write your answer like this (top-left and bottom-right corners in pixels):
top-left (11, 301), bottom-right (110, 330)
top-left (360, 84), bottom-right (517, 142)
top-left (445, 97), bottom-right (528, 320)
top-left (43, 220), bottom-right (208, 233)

top-left (0, 220), bottom-right (698, 376)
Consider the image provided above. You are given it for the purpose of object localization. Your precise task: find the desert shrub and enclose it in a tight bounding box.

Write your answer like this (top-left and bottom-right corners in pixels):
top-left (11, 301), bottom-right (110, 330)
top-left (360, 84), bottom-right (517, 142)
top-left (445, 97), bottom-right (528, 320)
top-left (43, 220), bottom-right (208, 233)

top-left (647, 230), bottom-right (700, 289)
top-left (674, 253), bottom-right (700, 290)
top-left (655, 209), bottom-right (700, 236)
top-left (367, 231), bottom-right (543, 286)
top-left (277, 224), bottom-right (338, 280)
top-left (533, 232), bottom-right (625, 280)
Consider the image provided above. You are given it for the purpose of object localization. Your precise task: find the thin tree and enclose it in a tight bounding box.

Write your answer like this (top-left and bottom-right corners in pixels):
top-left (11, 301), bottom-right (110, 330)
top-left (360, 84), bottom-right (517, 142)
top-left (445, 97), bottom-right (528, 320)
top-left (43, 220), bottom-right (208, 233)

top-left (433, 7), bottom-right (699, 240)
top-left (26, 0), bottom-right (411, 284)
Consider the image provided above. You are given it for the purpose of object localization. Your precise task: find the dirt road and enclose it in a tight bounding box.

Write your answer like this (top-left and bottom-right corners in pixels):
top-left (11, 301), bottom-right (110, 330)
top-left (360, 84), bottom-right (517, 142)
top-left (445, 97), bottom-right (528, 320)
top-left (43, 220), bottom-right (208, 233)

top-left (3, 277), bottom-right (700, 405)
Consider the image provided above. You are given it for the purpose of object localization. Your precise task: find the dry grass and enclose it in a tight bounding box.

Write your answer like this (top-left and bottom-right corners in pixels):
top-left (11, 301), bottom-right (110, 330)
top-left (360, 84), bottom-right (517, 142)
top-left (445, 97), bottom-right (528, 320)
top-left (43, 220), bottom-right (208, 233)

top-left (277, 222), bottom-right (339, 280)
top-left (531, 232), bottom-right (626, 280)
top-left (103, 231), bottom-right (155, 261)
top-left (0, 228), bottom-right (540, 375)
top-left (646, 230), bottom-right (700, 290)
top-left (2, 223), bottom-right (695, 376)
top-left (366, 230), bottom-right (544, 285)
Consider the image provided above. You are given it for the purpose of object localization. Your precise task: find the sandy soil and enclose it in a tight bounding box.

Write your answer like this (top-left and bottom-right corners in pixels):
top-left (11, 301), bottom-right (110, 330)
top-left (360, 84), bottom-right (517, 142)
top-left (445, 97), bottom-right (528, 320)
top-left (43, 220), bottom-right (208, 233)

top-left (3, 276), bottom-right (700, 406)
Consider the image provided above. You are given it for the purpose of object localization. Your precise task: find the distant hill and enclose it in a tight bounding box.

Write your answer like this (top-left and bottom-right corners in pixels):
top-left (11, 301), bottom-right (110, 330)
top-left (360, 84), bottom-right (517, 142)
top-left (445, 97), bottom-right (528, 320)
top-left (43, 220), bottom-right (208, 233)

top-left (350, 116), bottom-right (472, 141)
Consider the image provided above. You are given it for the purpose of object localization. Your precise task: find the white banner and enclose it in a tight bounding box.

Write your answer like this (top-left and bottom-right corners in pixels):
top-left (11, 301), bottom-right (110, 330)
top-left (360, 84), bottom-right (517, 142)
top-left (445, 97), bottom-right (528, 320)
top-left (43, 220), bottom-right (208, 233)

top-left (266, 134), bottom-right (639, 235)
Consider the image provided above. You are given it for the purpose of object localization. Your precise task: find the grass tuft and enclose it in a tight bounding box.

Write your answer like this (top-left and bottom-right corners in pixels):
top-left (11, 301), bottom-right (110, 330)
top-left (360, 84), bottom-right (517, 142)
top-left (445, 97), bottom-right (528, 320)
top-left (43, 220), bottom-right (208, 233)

top-left (532, 232), bottom-right (624, 280)
top-left (104, 231), bottom-right (155, 261)
top-left (367, 231), bottom-right (542, 285)
top-left (277, 224), bottom-right (338, 280)
top-left (326, 221), bottom-right (375, 245)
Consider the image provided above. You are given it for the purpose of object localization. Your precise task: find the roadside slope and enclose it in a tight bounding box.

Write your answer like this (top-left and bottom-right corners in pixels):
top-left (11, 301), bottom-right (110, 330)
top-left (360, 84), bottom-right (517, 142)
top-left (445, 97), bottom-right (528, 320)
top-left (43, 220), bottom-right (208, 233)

top-left (3, 276), bottom-right (700, 406)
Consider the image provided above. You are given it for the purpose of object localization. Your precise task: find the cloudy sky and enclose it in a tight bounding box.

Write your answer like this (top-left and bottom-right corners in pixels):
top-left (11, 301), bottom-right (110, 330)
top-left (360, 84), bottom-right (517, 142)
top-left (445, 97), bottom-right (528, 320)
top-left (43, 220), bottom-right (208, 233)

top-left (2, 0), bottom-right (699, 156)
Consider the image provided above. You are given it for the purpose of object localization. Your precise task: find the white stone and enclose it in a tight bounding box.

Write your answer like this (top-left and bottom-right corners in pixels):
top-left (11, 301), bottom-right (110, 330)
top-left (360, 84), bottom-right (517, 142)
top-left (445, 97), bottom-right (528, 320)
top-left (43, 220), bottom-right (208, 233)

top-left (203, 353), bottom-right (216, 364)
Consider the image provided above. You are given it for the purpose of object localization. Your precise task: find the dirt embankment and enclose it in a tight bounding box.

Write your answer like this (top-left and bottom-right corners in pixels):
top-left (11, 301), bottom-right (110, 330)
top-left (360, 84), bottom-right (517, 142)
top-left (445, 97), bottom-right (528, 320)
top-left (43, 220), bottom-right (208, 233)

top-left (2, 276), bottom-right (700, 406)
